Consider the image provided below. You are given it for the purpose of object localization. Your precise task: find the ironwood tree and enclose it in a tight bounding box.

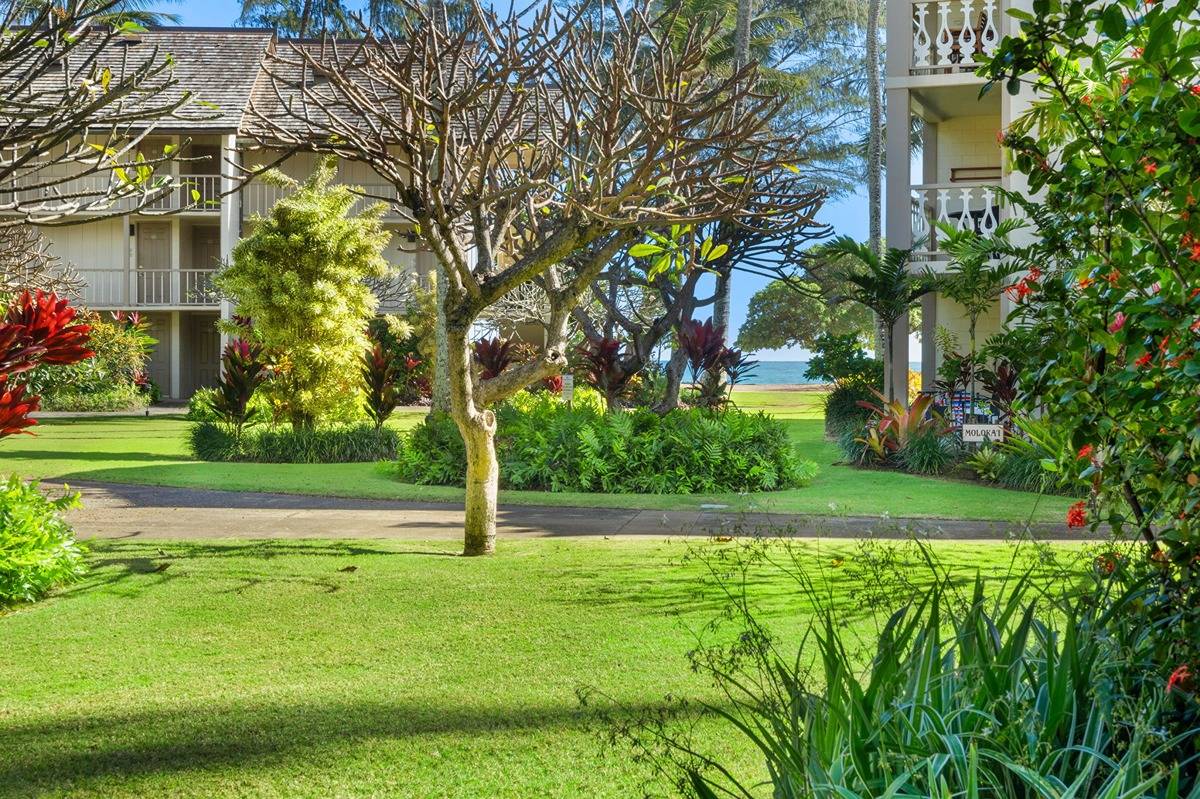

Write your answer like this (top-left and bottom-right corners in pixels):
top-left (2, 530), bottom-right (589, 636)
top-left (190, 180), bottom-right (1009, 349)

top-left (247, 0), bottom-right (802, 555)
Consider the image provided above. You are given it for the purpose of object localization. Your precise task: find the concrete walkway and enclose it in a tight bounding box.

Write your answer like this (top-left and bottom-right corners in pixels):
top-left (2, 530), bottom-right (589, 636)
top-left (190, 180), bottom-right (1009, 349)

top-left (59, 481), bottom-right (1085, 542)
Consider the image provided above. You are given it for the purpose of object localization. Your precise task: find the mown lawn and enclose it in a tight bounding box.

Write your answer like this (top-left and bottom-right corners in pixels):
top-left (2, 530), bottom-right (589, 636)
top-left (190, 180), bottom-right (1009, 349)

top-left (2, 390), bottom-right (1071, 522)
top-left (0, 537), bottom-right (1073, 798)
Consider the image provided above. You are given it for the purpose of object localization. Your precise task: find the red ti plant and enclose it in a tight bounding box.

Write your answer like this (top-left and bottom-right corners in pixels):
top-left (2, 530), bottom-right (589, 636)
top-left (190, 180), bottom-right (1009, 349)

top-left (678, 318), bottom-right (727, 385)
top-left (577, 335), bottom-right (638, 410)
top-left (211, 339), bottom-right (268, 439)
top-left (0, 291), bottom-right (93, 440)
top-left (362, 341), bottom-right (398, 429)
top-left (473, 337), bottom-right (516, 381)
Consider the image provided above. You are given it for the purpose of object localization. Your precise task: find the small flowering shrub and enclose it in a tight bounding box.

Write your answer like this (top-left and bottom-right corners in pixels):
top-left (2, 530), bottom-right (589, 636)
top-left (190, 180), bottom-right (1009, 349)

top-left (979, 0), bottom-right (1200, 735)
top-left (396, 388), bottom-right (816, 494)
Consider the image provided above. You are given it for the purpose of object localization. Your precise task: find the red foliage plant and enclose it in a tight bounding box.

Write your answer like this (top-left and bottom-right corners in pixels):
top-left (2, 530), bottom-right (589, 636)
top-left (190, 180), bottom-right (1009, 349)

top-left (473, 337), bottom-right (517, 381)
top-left (678, 318), bottom-right (727, 380)
top-left (576, 335), bottom-right (637, 408)
top-left (0, 291), bottom-right (93, 439)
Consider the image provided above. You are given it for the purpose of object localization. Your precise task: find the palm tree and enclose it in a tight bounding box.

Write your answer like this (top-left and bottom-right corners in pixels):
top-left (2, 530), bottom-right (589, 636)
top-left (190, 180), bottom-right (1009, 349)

top-left (934, 219), bottom-right (1020, 412)
top-left (14, 0), bottom-right (182, 25)
top-left (826, 236), bottom-right (932, 402)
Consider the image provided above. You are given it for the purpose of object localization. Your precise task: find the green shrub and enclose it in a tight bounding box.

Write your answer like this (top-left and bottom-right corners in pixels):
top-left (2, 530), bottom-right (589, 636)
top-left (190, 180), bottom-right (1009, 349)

top-left (822, 380), bottom-right (876, 435)
top-left (0, 476), bottom-right (85, 606)
top-left (396, 389), bottom-right (816, 494)
top-left (394, 413), bottom-right (467, 486)
top-left (639, 541), bottom-right (1199, 798)
top-left (186, 387), bottom-right (276, 424)
top-left (898, 430), bottom-right (961, 475)
top-left (24, 313), bottom-right (153, 409)
top-left (189, 421), bottom-right (398, 463)
top-left (38, 384), bottom-right (147, 413)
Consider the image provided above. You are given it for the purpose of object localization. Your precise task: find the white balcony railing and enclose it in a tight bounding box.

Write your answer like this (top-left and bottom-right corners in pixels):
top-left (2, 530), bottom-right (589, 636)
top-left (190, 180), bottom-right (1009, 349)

top-left (75, 268), bottom-right (220, 307)
top-left (911, 181), bottom-right (1001, 261)
top-left (912, 0), bottom-right (1001, 73)
top-left (241, 181), bottom-right (406, 220)
top-left (0, 173), bottom-right (221, 214)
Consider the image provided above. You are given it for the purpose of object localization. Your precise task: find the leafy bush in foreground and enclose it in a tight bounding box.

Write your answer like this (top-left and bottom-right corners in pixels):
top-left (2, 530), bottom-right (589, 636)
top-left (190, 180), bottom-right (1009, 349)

top-left (612, 539), bottom-right (1200, 799)
top-left (0, 476), bottom-right (84, 607)
top-left (190, 421), bottom-right (398, 464)
top-left (396, 389), bottom-right (815, 494)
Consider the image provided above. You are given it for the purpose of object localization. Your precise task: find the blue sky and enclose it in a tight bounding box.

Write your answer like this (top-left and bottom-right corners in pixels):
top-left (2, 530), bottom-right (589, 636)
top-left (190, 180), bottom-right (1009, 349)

top-left (168, 0), bottom-right (873, 360)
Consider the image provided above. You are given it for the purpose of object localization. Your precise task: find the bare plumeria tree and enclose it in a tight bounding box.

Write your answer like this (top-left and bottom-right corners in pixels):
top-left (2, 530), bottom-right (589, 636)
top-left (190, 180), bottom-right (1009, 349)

top-left (247, 0), bottom-right (802, 555)
top-left (0, 224), bottom-right (82, 297)
top-left (0, 0), bottom-right (195, 227)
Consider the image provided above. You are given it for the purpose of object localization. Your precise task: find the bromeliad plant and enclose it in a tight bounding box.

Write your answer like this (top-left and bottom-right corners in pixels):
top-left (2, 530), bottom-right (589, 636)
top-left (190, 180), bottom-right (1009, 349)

top-left (854, 389), bottom-right (947, 462)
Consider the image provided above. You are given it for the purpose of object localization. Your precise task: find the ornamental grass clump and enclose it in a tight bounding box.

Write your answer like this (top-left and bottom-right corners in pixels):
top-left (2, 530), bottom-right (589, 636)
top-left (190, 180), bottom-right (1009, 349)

top-left (608, 538), bottom-right (1200, 799)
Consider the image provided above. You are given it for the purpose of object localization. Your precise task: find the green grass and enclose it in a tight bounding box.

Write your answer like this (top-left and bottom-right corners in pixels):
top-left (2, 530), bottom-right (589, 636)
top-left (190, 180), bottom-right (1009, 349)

top-left (1, 391), bottom-right (1072, 522)
top-left (0, 537), bottom-right (1072, 798)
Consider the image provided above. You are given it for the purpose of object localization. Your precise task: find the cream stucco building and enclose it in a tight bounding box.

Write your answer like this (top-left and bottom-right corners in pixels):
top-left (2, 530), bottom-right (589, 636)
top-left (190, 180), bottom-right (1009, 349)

top-left (885, 0), bottom-right (1036, 394)
top-left (5, 28), bottom-right (431, 401)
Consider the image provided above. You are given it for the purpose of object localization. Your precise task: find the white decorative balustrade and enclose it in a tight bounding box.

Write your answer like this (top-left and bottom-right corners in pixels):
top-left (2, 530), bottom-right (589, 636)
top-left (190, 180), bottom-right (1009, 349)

top-left (76, 268), bottom-right (220, 307)
top-left (911, 0), bottom-right (1001, 72)
top-left (0, 173), bottom-right (221, 214)
top-left (241, 181), bottom-right (406, 220)
top-left (911, 181), bottom-right (1001, 262)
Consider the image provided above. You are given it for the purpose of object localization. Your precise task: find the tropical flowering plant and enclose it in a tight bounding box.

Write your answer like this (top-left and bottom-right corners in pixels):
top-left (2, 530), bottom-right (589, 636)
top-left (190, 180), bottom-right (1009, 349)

top-left (0, 291), bottom-right (92, 439)
top-left (980, 0), bottom-right (1200, 699)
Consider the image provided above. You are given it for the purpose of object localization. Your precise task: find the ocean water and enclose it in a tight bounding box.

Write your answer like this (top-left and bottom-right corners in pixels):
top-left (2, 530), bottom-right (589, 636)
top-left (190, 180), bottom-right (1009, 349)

top-left (738, 361), bottom-right (924, 386)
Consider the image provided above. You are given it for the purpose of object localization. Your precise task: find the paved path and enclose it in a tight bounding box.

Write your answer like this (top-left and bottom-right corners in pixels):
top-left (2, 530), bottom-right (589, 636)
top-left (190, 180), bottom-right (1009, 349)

top-left (58, 481), bottom-right (1086, 542)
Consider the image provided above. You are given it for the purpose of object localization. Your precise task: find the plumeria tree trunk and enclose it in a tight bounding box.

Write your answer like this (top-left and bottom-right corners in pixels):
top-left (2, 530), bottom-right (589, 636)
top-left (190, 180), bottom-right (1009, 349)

top-left (446, 321), bottom-right (499, 555)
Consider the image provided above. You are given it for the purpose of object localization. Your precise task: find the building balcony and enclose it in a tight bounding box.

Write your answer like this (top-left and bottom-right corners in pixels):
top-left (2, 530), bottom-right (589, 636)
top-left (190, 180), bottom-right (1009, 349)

top-left (911, 181), bottom-right (1001, 268)
top-left (76, 268), bottom-right (220, 308)
top-left (0, 174), bottom-right (223, 216)
top-left (240, 181), bottom-right (407, 221)
top-left (910, 0), bottom-right (1001, 76)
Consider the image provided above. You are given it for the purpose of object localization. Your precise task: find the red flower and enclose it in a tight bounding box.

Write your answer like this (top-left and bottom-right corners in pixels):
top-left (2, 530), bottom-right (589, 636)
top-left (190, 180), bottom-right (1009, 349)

top-left (1005, 278), bottom-right (1034, 302)
top-left (1191, 85), bottom-right (1200, 97)
top-left (1079, 276), bottom-right (1095, 289)
top-left (1105, 270), bottom-right (1121, 285)
top-left (1135, 352), bottom-right (1153, 368)
top-left (1131, 46), bottom-right (1144, 58)
top-left (1107, 313), bottom-right (1126, 333)
top-left (1081, 94), bottom-right (1093, 105)
top-left (1067, 501), bottom-right (1088, 528)
top-left (1094, 552), bottom-right (1119, 575)
top-left (1077, 444), bottom-right (1094, 460)
top-left (1191, 318), bottom-right (1200, 334)
top-left (1168, 664), bottom-right (1192, 694)
top-left (1027, 266), bottom-right (1043, 281)
top-left (1158, 335), bottom-right (1171, 355)
top-left (1143, 160), bottom-right (1158, 176)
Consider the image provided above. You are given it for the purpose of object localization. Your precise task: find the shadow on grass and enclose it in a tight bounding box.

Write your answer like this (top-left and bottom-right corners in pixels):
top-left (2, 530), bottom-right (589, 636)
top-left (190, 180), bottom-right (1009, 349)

top-left (0, 695), bottom-right (693, 790)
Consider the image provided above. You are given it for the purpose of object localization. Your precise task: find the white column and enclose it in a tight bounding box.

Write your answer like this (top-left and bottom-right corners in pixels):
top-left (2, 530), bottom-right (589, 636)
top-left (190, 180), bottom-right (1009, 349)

top-left (218, 133), bottom-right (240, 355)
top-left (169, 310), bottom-right (181, 400)
top-left (920, 121), bottom-right (939, 392)
top-left (885, 86), bottom-right (913, 403)
top-left (126, 216), bottom-right (136, 307)
top-left (170, 217), bottom-right (181, 305)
